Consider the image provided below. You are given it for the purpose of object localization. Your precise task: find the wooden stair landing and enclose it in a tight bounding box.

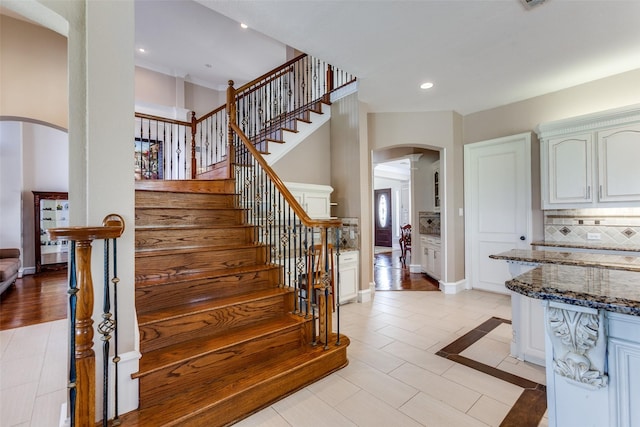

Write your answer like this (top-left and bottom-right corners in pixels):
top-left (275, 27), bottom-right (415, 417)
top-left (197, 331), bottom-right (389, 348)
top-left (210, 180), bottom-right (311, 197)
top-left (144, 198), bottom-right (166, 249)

top-left (121, 180), bottom-right (348, 426)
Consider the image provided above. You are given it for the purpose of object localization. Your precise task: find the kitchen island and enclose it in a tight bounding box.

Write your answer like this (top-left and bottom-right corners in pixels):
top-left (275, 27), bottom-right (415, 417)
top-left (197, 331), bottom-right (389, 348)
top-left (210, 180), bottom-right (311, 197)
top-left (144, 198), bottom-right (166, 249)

top-left (505, 263), bottom-right (640, 427)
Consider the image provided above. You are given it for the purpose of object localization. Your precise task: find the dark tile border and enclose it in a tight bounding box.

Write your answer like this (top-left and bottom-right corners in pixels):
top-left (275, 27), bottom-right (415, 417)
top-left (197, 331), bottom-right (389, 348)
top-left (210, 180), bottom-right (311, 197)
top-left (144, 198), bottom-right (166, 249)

top-left (436, 316), bottom-right (547, 427)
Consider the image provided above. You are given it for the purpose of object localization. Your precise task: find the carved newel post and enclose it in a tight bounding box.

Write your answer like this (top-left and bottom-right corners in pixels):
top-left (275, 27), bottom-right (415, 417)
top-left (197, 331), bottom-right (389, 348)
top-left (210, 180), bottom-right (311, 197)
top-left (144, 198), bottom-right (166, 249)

top-left (49, 214), bottom-right (125, 426)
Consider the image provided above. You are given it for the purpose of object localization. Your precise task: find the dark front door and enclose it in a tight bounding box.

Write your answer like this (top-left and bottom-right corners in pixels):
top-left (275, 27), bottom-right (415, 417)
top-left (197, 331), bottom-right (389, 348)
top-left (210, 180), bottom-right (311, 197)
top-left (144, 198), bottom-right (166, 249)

top-left (374, 188), bottom-right (392, 247)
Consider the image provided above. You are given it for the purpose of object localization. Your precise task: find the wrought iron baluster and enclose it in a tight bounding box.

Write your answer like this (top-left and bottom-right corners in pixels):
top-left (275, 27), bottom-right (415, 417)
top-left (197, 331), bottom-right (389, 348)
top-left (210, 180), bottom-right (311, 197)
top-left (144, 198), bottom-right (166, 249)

top-left (68, 241), bottom-right (78, 427)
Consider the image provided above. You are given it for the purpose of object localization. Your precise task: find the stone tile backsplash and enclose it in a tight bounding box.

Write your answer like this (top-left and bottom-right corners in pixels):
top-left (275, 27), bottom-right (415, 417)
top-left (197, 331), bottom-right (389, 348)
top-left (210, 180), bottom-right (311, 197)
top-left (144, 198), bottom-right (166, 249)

top-left (544, 208), bottom-right (640, 246)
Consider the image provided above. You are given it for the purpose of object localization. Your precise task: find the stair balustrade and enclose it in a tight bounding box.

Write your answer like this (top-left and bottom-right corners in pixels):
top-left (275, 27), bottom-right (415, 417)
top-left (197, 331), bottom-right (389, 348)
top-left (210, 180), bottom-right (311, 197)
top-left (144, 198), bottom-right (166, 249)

top-left (134, 54), bottom-right (356, 181)
top-left (48, 214), bottom-right (125, 427)
top-left (227, 82), bottom-right (343, 347)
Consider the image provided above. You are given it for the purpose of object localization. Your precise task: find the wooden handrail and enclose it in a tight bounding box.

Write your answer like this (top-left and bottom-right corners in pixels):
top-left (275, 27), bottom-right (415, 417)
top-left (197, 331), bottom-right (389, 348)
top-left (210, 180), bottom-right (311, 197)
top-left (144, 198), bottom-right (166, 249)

top-left (229, 121), bottom-right (341, 229)
top-left (134, 112), bottom-right (191, 127)
top-left (235, 53), bottom-right (307, 94)
top-left (194, 103), bottom-right (226, 124)
top-left (48, 214), bottom-right (125, 427)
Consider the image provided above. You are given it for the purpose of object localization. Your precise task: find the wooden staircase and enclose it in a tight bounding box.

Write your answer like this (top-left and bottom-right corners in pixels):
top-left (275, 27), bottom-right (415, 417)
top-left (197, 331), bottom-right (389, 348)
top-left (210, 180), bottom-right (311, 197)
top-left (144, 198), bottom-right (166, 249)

top-left (120, 179), bottom-right (349, 426)
top-left (198, 99), bottom-right (330, 179)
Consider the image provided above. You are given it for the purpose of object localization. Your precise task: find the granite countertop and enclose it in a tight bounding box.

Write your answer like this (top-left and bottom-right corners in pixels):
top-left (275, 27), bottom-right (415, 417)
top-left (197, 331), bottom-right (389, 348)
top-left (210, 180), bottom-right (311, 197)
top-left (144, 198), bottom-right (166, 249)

top-left (530, 240), bottom-right (640, 253)
top-left (506, 264), bottom-right (640, 316)
top-left (490, 249), bottom-right (640, 272)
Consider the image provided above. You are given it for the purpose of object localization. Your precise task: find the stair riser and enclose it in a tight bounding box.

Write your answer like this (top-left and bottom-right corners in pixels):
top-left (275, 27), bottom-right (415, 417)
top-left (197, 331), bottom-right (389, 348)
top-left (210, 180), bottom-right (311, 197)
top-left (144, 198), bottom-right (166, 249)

top-left (165, 344), bottom-right (348, 427)
top-left (135, 268), bottom-right (281, 313)
top-left (135, 180), bottom-right (235, 194)
top-left (135, 246), bottom-right (267, 281)
top-left (140, 292), bottom-right (295, 353)
top-left (135, 227), bottom-right (254, 251)
top-left (136, 191), bottom-right (236, 209)
top-left (135, 208), bottom-right (245, 227)
top-left (138, 323), bottom-right (311, 407)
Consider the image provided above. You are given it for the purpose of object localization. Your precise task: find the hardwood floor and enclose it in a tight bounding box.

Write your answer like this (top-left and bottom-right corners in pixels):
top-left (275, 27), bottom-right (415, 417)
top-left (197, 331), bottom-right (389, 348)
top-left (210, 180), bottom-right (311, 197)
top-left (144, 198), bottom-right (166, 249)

top-left (0, 270), bottom-right (67, 330)
top-left (374, 250), bottom-right (440, 291)
top-left (0, 249), bottom-right (437, 331)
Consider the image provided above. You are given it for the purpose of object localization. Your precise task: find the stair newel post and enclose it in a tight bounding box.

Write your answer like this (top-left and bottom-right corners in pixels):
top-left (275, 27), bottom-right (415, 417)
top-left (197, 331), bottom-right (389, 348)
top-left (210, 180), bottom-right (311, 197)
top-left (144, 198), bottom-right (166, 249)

top-left (226, 80), bottom-right (237, 180)
top-left (325, 64), bottom-right (334, 103)
top-left (190, 111), bottom-right (197, 179)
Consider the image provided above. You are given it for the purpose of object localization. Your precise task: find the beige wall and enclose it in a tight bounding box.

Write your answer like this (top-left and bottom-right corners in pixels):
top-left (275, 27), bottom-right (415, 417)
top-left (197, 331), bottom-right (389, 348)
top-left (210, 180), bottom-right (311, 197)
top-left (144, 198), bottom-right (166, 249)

top-left (135, 66), bottom-right (225, 116)
top-left (272, 122), bottom-right (331, 184)
top-left (0, 14), bottom-right (68, 129)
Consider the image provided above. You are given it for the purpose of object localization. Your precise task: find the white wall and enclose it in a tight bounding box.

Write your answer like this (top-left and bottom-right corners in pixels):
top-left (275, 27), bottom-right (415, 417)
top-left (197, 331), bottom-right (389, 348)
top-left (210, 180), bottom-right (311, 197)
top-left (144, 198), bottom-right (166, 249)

top-left (0, 122), bottom-right (23, 252)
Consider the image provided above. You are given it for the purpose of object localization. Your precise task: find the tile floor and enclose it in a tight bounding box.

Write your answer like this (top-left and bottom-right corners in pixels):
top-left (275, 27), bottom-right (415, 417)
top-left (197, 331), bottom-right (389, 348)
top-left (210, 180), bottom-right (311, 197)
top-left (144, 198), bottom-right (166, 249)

top-left (0, 289), bottom-right (549, 426)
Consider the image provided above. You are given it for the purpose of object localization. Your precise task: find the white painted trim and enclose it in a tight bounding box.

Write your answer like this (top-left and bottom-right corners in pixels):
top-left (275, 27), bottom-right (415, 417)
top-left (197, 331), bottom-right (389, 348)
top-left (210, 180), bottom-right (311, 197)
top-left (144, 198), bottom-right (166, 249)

top-left (358, 284), bottom-right (373, 303)
top-left (409, 263), bottom-right (421, 273)
top-left (438, 278), bottom-right (466, 294)
top-left (20, 267), bottom-right (35, 277)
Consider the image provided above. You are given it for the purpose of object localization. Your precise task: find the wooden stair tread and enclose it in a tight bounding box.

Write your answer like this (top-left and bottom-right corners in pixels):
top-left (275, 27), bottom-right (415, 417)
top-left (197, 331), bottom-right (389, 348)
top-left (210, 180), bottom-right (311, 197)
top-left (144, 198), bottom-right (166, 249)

top-left (135, 242), bottom-right (263, 257)
top-left (122, 336), bottom-right (349, 426)
top-left (137, 287), bottom-right (291, 325)
top-left (135, 264), bottom-right (280, 288)
top-left (135, 179), bottom-right (235, 194)
top-left (135, 314), bottom-right (307, 376)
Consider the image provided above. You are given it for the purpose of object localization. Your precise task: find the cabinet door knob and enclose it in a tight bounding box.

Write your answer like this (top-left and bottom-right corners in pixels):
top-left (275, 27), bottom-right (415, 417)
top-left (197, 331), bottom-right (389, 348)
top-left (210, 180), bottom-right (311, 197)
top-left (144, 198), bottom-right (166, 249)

top-left (520, 236), bottom-right (526, 241)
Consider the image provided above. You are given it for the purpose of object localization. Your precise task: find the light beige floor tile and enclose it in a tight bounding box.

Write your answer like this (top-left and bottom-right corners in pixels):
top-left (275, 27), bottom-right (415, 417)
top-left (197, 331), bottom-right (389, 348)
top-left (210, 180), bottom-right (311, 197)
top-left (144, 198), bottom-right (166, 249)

top-left (335, 389), bottom-right (423, 427)
top-left (233, 406), bottom-right (292, 427)
top-left (346, 339), bottom-right (405, 373)
top-left (306, 372), bottom-right (360, 407)
top-left (0, 328), bottom-right (15, 359)
top-left (400, 391), bottom-right (489, 427)
top-left (346, 330), bottom-right (395, 349)
top-left (0, 354), bottom-right (44, 390)
top-left (487, 322), bottom-right (512, 344)
top-left (376, 325), bottom-right (440, 350)
top-left (382, 340), bottom-right (455, 375)
top-left (460, 335), bottom-right (510, 368)
top-left (338, 359), bottom-right (418, 409)
top-left (390, 362), bottom-right (482, 413)
top-left (272, 388), bottom-right (356, 427)
top-left (3, 323), bottom-right (51, 360)
top-left (30, 388), bottom-right (66, 427)
top-left (0, 381), bottom-right (38, 426)
top-left (467, 394), bottom-right (512, 426)
top-left (443, 364), bottom-right (523, 407)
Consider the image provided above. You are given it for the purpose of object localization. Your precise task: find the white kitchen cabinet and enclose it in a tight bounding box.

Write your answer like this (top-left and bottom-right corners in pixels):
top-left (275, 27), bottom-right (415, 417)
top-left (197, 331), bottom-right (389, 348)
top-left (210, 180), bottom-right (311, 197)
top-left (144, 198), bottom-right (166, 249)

top-left (284, 182), bottom-right (333, 219)
top-left (544, 133), bottom-right (593, 206)
top-left (607, 312), bottom-right (640, 427)
top-left (537, 104), bottom-right (640, 209)
top-left (338, 251), bottom-right (358, 304)
top-left (597, 124), bottom-right (640, 203)
top-left (421, 235), bottom-right (441, 280)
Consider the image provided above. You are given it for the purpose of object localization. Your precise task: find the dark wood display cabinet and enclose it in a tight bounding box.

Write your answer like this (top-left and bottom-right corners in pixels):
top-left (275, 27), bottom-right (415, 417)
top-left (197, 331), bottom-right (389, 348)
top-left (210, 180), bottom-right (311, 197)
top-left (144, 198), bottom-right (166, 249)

top-left (33, 191), bottom-right (69, 273)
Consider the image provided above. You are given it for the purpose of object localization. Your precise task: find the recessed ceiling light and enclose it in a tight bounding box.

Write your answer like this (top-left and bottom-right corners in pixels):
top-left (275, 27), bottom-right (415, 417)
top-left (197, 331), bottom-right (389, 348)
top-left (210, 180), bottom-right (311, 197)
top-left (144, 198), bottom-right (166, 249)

top-left (240, 23), bottom-right (248, 29)
top-left (138, 48), bottom-right (146, 53)
top-left (420, 82), bottom-right (434, 90)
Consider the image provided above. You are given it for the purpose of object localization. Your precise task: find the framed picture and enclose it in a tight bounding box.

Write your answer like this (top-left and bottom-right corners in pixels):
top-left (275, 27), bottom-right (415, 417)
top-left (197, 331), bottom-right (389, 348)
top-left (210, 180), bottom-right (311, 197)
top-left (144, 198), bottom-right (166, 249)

top-left (134, 138), bottom-right (163, 179)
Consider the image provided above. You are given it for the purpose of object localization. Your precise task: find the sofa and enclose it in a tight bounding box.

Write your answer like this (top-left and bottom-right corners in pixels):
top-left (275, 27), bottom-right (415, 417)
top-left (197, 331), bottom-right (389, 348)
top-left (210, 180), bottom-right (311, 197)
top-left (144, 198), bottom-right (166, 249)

top-left (0, 248), bottom-right (21, 295)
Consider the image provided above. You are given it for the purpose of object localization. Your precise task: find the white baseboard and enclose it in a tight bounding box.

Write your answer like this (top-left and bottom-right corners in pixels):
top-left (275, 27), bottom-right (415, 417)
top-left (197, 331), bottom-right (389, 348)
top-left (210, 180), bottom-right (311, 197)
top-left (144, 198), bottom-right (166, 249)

top-left (439, 278), bottom-right (467, 294)
top-left (409, 264), bottom-right (421, 273)
top-left (358, 283), bottom-right (373, 303)
top-left (21, 266), bottom-right (35, 277)
top-left (112, 350), bottom-right (141, 416)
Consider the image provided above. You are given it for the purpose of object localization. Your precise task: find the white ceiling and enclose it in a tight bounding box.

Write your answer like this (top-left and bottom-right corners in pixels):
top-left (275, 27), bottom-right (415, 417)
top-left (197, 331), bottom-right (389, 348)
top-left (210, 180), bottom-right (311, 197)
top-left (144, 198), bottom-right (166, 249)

top-left (140, 0), bottom-right (640, 115)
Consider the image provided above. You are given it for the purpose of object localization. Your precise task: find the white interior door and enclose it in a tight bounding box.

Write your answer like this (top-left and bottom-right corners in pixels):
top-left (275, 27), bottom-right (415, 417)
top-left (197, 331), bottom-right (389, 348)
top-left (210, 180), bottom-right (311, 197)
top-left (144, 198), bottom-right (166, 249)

top-left (464, 133), bottom-right (532, 294)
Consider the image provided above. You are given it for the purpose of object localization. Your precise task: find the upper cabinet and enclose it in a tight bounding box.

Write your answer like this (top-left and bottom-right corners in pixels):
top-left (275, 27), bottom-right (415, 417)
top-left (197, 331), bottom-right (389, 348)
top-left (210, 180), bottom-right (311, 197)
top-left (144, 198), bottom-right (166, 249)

top-left (284, 182), bottom-right (334, 219)
top-left (538, 105), bottom-right (640, 209)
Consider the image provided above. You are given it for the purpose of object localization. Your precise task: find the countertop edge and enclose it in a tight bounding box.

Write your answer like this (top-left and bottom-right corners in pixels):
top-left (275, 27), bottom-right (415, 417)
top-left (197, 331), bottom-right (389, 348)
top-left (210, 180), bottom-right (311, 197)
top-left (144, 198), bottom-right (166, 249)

top-left (506, 277), bottom-right (640, 316)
